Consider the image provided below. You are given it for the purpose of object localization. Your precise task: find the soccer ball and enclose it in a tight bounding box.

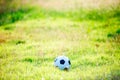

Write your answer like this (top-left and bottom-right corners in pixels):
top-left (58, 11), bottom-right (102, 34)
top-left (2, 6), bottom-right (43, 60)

top-left (54, 56), bottom-right (71, 70)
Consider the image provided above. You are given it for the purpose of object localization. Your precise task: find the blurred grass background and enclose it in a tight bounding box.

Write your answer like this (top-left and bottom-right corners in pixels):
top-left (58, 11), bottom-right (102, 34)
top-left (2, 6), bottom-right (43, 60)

top-left (0, 0), bottom-right (120, 80)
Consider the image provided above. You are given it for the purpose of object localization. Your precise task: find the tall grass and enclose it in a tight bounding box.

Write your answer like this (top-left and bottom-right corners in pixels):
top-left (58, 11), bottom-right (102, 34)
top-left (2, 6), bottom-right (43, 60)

top-left (0, 5), bottom-right (120, 26)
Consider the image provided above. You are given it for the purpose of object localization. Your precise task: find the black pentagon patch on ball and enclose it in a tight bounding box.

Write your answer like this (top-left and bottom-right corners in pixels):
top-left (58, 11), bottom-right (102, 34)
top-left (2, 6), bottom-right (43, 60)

top-left (60, 59), bottom-right (65, 65)
top-left (68, 60), bottom-right (71, 65)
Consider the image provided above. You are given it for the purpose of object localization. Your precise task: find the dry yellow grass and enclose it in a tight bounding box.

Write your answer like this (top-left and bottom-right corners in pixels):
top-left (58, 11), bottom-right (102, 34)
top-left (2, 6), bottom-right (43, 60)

top-left (30, 0), bottom-right (120, 10)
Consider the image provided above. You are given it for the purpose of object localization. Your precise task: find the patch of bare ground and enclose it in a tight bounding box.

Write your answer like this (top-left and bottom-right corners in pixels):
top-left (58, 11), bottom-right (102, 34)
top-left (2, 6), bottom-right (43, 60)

top-left (0, 32), bottom-right (10, 43)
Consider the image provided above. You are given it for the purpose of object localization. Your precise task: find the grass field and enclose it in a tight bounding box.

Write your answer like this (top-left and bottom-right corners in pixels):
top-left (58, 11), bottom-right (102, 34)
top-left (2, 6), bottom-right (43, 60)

top-left (0, 0), bottom-right (120, 80)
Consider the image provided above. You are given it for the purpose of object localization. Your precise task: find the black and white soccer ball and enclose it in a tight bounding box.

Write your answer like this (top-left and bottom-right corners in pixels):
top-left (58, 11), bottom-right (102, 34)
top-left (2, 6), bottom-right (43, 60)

top-left (54, 56), bottom-right (71, 70)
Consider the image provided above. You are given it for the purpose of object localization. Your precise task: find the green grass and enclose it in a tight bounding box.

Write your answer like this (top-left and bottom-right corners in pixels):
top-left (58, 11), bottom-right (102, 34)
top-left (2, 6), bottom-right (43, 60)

top-left (0, 3), bottom-right (120, 80)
